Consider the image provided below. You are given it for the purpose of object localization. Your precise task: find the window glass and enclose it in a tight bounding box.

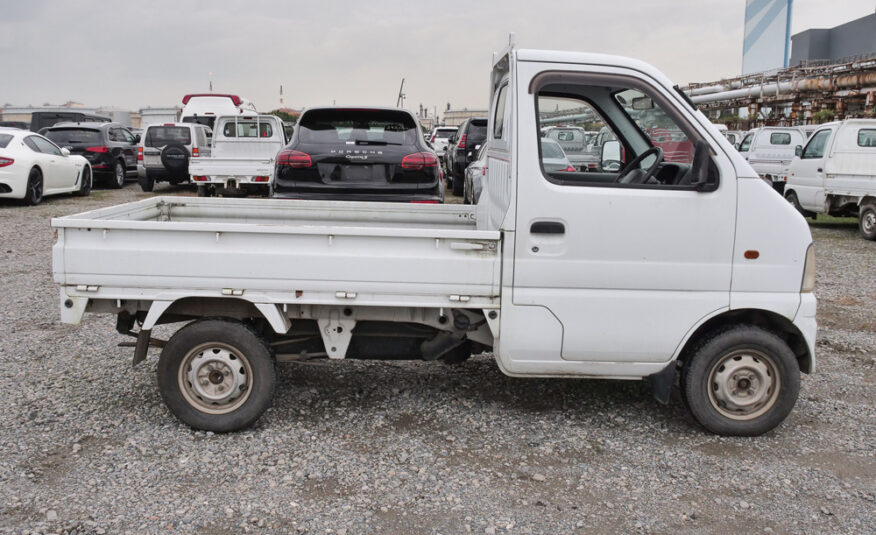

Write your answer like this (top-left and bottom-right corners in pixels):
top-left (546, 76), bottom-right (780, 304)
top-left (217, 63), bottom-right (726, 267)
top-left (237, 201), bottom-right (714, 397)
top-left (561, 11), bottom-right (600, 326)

top-left (492, 84), bottom-right (508, 139)
top-left (802, 129), bottom-right (831, 159)
top-left (0, 134), bottom-right (12, 148)
top-left (857, 129), bottom-right (876, 147)
top-left (196, 127), bottom-right (207, 147)
top-left (121, 129), bottom-right (136, 144)
top-left (222, 120), bottom-right (273, 138)
top-left (32, 136), bottom-right (62, 155)
top-left (541, 139), bottom-right (565, 159)
top-left (297, 109), bottom-right (418, 145)
top-left (145, 126), bottom-right (192, 147)
top-left (24, 137), bottom-right (40, 152)
top-left (108, 128), bottom-right (123, 142)
top-left (614, 89), bottom-right (693, 164)
top-left (739, 133), bottom-right (753, 152)
top-left (433, 129), bottom-right (455, 139)
top-left (770, 132), bottom-right (791, 145)
top-left (44, 128), bottom-right (102, 145)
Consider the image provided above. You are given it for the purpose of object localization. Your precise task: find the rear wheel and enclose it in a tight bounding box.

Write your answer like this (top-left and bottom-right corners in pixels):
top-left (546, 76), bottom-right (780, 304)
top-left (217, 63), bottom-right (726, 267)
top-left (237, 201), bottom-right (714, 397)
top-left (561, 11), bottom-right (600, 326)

top-left (785, 191), bottom-right (812, 218)
top-left (73, 166), bottom-right (91, 197)
top-left (157, 319), bottom-right (276, 432)
top-left (859, 204), bottom-right (876, 240)
top-left (197, 185), bottom-right (210, 197)
top-left (682, 325), bottom-right (799, 436)
top-left (109, 160), bottom-right (126, 189)
top-left (451, 169), bottom-right (464, 196)
top-left (22, 168), bottom-right (43, 206)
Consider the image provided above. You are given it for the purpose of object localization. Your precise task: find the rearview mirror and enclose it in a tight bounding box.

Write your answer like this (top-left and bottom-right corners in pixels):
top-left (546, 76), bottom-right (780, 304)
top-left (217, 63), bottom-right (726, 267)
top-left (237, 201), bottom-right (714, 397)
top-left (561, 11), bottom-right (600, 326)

top-left (60, 148), bottom-right (70, 157)
top-left (794, 145), bottom-right (802, 158)
top-left (601, 140), bottom-right (622, 171)
top-left (631, 96), bottom-right (654, 110)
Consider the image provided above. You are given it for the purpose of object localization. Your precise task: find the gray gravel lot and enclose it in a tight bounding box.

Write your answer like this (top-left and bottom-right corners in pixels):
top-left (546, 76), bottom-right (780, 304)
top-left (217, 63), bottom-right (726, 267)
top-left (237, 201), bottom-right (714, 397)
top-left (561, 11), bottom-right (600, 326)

top-left (0, 183), bottom-right (873, 535)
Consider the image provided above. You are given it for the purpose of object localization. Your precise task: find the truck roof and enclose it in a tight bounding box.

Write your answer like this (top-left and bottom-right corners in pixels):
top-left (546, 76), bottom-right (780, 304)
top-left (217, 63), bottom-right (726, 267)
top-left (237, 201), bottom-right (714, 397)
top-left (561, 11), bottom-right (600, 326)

top-left (514, 49), bottom-right (678, 92)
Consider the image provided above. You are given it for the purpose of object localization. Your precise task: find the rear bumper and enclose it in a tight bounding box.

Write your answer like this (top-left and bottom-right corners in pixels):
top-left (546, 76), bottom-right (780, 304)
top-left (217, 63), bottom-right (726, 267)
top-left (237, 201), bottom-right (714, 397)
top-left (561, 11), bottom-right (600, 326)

top-left (194, 175), bottom-right (272, 186)
top-left (272, 191), bottom-right (444, 203)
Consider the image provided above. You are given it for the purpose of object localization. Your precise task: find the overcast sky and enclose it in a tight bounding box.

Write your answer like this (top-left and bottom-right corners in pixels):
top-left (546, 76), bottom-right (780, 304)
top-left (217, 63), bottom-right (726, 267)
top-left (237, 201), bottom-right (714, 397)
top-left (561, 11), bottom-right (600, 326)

top-left (1, 0), bottom-right (874, 114)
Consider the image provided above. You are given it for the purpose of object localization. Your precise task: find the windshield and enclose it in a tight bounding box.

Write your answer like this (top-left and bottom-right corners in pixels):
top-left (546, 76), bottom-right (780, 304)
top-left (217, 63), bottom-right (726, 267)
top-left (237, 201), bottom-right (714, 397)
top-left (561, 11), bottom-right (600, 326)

top-left (433, 129), bottom-right (455, 139)
top-left (145, 126), bottom-right (192, 147)
top-left (297, 109), bottom-right (419, 145)
top-left (44, 128), bottom-right (102, 145)
top-left (614, 88), bottom-right (694, 164)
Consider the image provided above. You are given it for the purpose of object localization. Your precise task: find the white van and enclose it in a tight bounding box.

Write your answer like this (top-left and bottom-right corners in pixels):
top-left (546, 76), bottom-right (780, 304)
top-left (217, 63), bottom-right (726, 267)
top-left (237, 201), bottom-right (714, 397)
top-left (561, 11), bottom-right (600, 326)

top-left (179, 93), bottom-right (258, 134)
top-left (742, 127), bottom-right (808, 192)
top-left (783, 119), bottom-right (876, 239)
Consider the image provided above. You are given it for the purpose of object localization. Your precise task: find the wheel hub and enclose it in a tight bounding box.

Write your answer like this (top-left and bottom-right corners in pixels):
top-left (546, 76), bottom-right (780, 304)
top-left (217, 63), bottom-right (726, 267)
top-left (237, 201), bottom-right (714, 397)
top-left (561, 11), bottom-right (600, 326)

top-left (184, 347), bottom-right (248, 408)
top-left (863, 211), bottom-right (875, 233)
top-left (709, 352), bottom-right (778, 419)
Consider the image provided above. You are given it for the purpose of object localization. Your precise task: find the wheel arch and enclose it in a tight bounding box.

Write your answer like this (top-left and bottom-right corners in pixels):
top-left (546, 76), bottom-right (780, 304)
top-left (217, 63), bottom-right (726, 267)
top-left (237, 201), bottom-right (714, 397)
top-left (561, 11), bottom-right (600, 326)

top-left (858, 195), bottom-right (876, 208)
top-left (676, 308), bottom-right (812, 374)
top-left (142, 296), bottom-right (290, 334)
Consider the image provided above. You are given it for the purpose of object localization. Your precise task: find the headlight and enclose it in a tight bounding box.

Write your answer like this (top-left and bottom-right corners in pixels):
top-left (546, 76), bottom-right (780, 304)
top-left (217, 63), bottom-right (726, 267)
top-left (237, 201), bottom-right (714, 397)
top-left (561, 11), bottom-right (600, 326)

top-left (801, 244), bottom-right (815, 293)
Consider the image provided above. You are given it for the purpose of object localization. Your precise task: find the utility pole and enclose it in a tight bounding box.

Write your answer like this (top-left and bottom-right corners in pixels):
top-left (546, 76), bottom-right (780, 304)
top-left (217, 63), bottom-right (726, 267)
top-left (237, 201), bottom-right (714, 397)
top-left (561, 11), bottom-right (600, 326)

top-left (396, 78), bottom-right (406, 108)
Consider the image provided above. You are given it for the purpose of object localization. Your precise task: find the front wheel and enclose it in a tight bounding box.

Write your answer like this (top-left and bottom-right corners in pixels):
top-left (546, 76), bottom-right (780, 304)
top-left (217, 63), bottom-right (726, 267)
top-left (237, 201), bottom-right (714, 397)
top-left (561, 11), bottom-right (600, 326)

top-left (859, 204), bottom-right (876, 241)
top-left (73, 166), bottom-right (92, 197)
top-left (682, 325), bottom-right (800, 436)
top-left (138, 174), bottom-right (155, 192)
top-left (157, 319), bottom-right (276, 432)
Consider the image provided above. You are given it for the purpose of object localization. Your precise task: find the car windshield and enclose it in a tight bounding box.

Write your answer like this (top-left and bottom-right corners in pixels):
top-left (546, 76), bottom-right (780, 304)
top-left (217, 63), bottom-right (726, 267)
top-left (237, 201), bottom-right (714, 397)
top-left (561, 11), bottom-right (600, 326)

top-left (297, 109), bottom-right (418, 145)
top-left (145, 127), bottom-right (192, 147)
top-left (44, 128), bottom-right (102, 145)
top-left (0, 134), bottom-right (12, 148)
top-left (541, 140), bottom-right (565, 159)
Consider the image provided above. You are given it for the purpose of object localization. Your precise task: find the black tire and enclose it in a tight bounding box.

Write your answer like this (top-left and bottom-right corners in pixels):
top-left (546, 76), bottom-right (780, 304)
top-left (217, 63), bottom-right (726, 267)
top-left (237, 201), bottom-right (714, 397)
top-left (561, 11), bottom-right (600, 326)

top-left (157, 319), bottom-right (276, 432)
top-left (859, 203), bottom-right (876, 241)
top-left (197, 185), bottom-right (210, 197)
top-left (462, 175), bottom-right (470, 204)
top-left (22, 168), bottom-right (43, 206)
top-left (160, 143), bottom-right (190, 175)
top-left (451, 170), bottom-right (464, 196)
top-left (109, 160), bottom-right (126, 189)
top-left (441, 339), bottom-right (472, 365)
top-left (138, 174), bottom-right (155, 192)
top-left (682, 325), bottom-right (800, 436)
top-left (73, 166), bottom-right (91, 197)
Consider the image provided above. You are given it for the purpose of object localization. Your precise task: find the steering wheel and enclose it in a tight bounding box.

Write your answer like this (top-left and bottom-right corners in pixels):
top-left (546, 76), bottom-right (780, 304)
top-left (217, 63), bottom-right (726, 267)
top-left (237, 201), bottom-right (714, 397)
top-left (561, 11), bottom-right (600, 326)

top-left (616, 146), bottom-right (664, 185)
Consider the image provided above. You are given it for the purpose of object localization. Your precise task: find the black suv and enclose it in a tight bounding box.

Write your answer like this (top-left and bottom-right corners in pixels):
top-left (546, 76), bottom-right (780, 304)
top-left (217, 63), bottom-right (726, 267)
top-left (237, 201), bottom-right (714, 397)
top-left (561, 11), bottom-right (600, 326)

top-left (272, 107), bottom-right (444, 203)
top-left (444, 117), bottom-right (488, 196)
top-left (43, 122), bottom-right (139, 188)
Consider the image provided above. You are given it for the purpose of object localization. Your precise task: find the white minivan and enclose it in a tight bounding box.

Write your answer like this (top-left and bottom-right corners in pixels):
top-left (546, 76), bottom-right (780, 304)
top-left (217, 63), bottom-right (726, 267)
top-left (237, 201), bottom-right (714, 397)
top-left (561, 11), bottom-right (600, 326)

top-left (783, 119), bottom-right (876, 239)
top-left (179, 93), bottom-right (258, 135)
top-left (740, 127), bottom-right (808, 192)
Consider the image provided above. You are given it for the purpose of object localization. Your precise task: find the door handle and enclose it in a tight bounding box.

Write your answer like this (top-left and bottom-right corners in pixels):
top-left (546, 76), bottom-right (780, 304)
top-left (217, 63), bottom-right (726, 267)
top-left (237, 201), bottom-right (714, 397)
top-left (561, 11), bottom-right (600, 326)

top-left (531, 221), bottom-right (565, 234)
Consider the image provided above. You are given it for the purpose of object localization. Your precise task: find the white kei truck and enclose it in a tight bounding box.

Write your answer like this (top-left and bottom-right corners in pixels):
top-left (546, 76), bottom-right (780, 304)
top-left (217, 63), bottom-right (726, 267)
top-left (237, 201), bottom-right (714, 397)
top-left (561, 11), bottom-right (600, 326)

top-left (188, 114), bottom-right (286, 197)
top-left (782, 119), bottom-right (876, 240)
top-left (52, 42), bottom-right (817, 436)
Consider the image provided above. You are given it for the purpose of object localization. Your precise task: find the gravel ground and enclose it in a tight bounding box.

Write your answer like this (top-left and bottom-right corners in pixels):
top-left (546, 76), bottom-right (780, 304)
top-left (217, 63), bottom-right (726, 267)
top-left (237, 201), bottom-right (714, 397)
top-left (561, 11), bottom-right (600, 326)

top-left (0, 183), bottom-right (873, 535)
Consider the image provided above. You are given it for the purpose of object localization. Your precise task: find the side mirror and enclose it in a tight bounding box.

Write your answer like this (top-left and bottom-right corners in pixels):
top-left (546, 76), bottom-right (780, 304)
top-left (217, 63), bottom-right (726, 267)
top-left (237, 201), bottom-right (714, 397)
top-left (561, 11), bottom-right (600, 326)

top-left (734, 142), bottom-right (740, 150)
top-left (134, 134), bottom-right (141, 143)
top-left (601, 140), bottom-right (622, 171)
top-left (794, 145), bottom-right (802, 158)
top-left (60, 148), bottom-right (70, 157)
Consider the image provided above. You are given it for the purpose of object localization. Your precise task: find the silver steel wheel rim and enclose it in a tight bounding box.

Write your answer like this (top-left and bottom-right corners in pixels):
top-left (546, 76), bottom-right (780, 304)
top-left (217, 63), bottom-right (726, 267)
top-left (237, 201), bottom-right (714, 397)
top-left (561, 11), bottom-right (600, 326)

top-left (863, 210), bottom-right (876, 233)
top-left (707, 349), bottom-right (780, 420)
top-left (178, 342), bottom-right (252, 414)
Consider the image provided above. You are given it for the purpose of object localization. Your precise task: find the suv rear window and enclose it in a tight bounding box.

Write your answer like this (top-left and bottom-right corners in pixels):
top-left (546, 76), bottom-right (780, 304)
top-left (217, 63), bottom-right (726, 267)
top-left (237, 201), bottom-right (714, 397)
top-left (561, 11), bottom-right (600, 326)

top-left (298, 109), bottom-right (418, 145)
top-left (0, 134), bottom-right (12, 148)
top-left (44, 128), bottom-right (102, 145)
top-left (433, 129), bottom-right (455, 139)
top-left (223, 121), bottom-right (273, 138)
top-left (467, 120), bottom-right (487, 140)
top-left (146, 127), bottom-right (192, 147)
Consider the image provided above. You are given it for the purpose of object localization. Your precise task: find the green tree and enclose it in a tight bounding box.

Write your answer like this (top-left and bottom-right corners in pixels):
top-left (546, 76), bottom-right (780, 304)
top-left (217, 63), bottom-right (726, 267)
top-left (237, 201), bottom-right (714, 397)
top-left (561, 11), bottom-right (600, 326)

top-left (269, 110), bottom-right (299, 123)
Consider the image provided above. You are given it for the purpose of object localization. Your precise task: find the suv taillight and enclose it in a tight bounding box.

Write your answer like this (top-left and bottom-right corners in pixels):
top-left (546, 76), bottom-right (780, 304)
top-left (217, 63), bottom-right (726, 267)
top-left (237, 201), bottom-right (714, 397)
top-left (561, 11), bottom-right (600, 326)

top-left (86, 146), bottom-right (109, 153)
top-left (277, 149), bottom-right (312, 168)
top-left (137, 147), bottom-right (143, 161)
top-left (400, 152), bottom-right (439, 170)
top-left (458, 134), bottom-right (467, 149)
top-left (192, 147), bottom-right (199, 157)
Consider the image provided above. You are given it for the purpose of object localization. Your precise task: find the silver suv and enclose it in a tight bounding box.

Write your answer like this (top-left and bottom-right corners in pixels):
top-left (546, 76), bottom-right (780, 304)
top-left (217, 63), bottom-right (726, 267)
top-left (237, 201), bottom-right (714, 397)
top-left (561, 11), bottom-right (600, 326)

top-left (138, 122), bottom-right (211, 192)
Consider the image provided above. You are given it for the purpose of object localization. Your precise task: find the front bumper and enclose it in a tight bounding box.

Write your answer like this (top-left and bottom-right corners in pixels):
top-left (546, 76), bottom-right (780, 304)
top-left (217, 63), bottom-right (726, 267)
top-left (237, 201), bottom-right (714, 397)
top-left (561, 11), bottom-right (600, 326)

top-left (793, 292), bottom-right (818, 374)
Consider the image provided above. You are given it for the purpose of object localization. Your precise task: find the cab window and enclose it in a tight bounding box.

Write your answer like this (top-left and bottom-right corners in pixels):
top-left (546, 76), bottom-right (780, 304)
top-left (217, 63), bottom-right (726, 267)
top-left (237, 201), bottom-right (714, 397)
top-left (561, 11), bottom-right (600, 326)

top-left (858, 129), bottom-right (876, 147)
top-left (739, 133), bottom-right (753, 152)
top-left (770, 132), bottom-right (791, 145)
top-left (492, 84), bottom-right (508, 139)
top-left (802, 129), bottom-right (831, 159)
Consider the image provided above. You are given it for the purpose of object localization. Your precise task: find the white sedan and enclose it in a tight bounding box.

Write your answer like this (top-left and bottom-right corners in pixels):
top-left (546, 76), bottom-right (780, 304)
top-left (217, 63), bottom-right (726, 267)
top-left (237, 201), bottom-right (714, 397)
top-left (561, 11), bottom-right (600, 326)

top-left (0, 127), bottom-right (92, 205)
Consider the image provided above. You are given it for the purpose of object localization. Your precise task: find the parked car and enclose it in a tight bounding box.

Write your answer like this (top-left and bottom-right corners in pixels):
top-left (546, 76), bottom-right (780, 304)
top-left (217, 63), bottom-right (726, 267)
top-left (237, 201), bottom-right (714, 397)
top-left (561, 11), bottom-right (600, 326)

top-left (43, 122), bottom-right (139, 188)
top-left (138, 122), bottom-right (212, 192)
top-left (180, 93), bottom-right (258, 134)
top-left (540, 137), bottom-right (577, 172)
top-left (463, 143), bottom-right (487, 204)
top-left (445, 117), bottom-right (488, 196)
top-left (52, 45), bottom-right (815, 437)
top-left (189, 114), bottom-right (286, 197)
top-left (739, 127), bottom-right (808, 193)
top-left (0, 121), bottom-right (29, 130)
top-left (428, 126), bottom-right (457, 159)
top-left (722, 130), bottom-right (745, 148)
top-left (544, 126), bottom-right (599, 171)
top-left (272, 106), bottom-right (444, 203)
top-left (0, 127), bottom-right (91, 205)
top-left (29, 111), bottom-right (110, 133)
top-left (783, 119), bottom-right (876, 239)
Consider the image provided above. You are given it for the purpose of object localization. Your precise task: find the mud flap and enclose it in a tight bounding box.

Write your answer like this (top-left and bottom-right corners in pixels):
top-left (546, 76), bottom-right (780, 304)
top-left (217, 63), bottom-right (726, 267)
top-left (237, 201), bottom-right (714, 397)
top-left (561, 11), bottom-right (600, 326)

top-left (647, 361), bottom-right (678, 405)
top-left (133, 329), bottom-right (151, 367)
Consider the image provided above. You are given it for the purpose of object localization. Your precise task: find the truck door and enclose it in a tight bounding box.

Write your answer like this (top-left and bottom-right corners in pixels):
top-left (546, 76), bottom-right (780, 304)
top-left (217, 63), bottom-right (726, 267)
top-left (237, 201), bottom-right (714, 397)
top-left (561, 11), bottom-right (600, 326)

top-left (508, 63), bottom-right (737, 366)
top-left (790, 128), bottom-right (832, 211)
